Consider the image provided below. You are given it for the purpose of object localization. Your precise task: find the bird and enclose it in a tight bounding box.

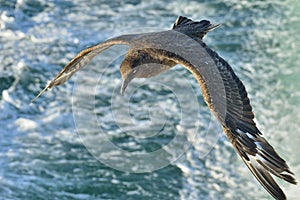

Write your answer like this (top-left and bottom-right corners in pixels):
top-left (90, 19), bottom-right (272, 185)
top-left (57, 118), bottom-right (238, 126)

top-left (32, 16), bottom-right (297, 199)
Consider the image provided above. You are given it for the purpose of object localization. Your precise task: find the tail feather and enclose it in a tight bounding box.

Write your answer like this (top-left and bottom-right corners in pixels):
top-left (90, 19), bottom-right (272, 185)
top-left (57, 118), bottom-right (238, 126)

top-left (172, 16), bottom-right (220, 39)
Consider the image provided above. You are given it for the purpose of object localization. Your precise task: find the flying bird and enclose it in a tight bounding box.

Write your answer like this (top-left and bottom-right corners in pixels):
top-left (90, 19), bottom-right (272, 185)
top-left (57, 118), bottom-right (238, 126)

top-left (32, 16), bottom-right (296, 199)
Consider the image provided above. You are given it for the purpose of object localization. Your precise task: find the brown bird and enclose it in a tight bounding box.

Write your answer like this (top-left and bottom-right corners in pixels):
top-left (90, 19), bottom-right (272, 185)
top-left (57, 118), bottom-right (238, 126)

top-left (32, 16), bottom-right (296, 199)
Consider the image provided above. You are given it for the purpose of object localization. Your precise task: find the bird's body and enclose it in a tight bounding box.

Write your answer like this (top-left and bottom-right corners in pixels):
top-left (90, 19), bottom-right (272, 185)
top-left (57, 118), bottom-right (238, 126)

top-left (32, 16), bottom-right (296, 200)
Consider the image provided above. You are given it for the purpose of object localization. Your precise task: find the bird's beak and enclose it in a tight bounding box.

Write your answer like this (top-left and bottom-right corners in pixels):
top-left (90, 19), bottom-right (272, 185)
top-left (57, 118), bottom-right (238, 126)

top-left (207, 23), bottom-right (221, 32)
top-left (120, 74), bottom-right (133, 96)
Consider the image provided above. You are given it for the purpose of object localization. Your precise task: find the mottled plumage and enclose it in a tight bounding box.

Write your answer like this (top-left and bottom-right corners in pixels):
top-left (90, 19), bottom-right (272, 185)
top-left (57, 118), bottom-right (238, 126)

top-left (32, 16), bottom-right (296, 200)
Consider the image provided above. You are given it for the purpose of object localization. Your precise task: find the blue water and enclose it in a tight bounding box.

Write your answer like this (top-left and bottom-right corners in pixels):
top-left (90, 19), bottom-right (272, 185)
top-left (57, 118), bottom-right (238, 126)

top-left (1, 0), bottom-right (299, 199)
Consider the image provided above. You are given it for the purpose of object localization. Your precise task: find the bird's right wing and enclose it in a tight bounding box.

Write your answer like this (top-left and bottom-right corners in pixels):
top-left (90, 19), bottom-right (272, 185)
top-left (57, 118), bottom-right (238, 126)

top-left (151, 34), bottom-right (296, 199)
top-left (31, 34), bottom-right (137, 102)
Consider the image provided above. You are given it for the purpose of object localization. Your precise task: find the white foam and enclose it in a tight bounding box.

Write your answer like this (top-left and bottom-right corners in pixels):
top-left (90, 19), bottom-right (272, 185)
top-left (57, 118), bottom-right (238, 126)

top-left (14, 118), bottom-right (38, 131)
top-left (2, 90), bottom-right (14, 104)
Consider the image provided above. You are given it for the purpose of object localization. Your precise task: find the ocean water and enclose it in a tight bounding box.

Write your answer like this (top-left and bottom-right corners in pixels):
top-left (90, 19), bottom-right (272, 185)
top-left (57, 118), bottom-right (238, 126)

top-left (0, 0), bottom-right (299, 199)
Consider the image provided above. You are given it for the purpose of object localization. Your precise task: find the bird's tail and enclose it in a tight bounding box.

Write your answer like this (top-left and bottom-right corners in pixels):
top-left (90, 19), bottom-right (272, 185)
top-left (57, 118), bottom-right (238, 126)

top-left (172, 16), bottom-right (220, 39)
top-left (224, 127), bottom-right (297, 200)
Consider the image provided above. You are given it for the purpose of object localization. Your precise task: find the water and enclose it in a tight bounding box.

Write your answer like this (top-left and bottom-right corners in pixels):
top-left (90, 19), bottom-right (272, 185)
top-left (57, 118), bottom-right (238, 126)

top-left (1, 0), bottom-right (299, 199)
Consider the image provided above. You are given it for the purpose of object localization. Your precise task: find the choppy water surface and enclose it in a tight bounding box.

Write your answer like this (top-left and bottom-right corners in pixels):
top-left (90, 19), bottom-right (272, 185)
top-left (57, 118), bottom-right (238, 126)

top-left (1, 0), bottom-right (299, 199)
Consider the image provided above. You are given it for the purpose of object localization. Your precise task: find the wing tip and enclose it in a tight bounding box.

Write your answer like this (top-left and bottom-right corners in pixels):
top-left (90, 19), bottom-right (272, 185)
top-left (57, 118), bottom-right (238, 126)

top-left (226, 127), bottom-right (296, 200)
top-left (242, 155), bottom-right (288, 200)
top-left (30, 84), bottom-right (50, 103)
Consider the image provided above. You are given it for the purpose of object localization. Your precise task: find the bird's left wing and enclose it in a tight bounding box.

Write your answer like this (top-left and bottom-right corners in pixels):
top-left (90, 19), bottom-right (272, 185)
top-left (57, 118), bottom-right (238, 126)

top-left (152, 35), bottom-right (296, 199)
top-left (31, 34), bottom-right (136, 102)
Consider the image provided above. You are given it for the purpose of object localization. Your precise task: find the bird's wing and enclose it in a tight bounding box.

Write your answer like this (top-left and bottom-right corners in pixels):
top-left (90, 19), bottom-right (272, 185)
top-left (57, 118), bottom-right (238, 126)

top-left (154, 40), bottom-right (296, 200)
top-left (31, 34), bottom-right (136, 102)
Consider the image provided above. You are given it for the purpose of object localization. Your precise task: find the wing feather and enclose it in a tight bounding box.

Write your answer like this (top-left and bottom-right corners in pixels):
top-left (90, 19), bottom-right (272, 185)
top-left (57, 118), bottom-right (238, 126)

top-left (157, 44), bottom-right (296, 200)
top-left (31, 34), bottom-right (136, 102)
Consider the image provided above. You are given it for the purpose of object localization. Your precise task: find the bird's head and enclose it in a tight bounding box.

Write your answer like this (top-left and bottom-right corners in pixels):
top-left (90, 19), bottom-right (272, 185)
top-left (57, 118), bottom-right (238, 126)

top-left (120, 59), bottom-right (135, 96)
top-left (120, 49), bottom-right (175, 95)
top-left (172, 16), bottom-right (220, 39)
